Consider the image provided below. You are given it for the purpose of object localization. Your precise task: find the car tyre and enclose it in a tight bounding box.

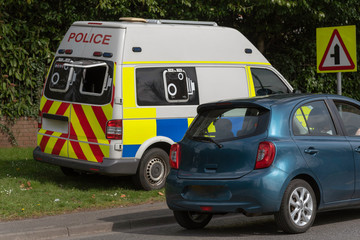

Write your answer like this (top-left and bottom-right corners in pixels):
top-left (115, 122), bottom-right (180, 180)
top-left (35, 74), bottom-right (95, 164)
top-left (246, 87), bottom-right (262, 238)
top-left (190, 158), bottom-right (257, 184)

top-left (275, 179), bottom-right (317, 234)
top-left (133, 148), bottom-right (169, 191)
top-left (173, 211), bottom-right (213, 229)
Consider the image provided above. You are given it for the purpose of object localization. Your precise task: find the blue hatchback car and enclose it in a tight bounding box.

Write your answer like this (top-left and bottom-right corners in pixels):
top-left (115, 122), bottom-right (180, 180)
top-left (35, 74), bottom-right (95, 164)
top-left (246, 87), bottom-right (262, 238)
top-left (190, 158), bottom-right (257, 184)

top-left (166, 94), bottom-right (360, 233)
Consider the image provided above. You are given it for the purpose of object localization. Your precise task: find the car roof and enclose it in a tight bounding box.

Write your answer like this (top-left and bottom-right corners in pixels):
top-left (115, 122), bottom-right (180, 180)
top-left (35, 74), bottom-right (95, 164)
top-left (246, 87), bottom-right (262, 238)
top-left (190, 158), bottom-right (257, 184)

top-left (197, 93), bottom-right (358, 113)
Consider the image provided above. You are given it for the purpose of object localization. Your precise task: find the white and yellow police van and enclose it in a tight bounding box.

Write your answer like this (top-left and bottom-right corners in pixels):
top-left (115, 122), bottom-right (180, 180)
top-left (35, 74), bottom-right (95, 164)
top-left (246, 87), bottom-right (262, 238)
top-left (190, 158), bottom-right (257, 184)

top-left (33, 18), bottom-right (293, 190)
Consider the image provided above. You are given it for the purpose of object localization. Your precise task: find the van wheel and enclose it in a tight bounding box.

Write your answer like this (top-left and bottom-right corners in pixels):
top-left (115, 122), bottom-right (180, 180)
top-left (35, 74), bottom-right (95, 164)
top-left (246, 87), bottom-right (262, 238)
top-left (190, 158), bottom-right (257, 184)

top-left (60, 167), bottom-right (80, 177)
top-left (133, 148), bottom-right (169, 191)
top-left (274, 179), bottom-right (317, 233)
top-left (173, 211), bottom-right (212, 229)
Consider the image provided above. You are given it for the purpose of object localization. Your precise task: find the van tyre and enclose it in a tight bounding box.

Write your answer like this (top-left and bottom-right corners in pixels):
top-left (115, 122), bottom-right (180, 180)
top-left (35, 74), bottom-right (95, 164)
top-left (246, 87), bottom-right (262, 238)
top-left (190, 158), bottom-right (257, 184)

top-left (133, 148), bottom-right (169, 191)
top-left (275, 179), bottom-right (316, 234)
top-left (173, 211), bottom-right (212, 229)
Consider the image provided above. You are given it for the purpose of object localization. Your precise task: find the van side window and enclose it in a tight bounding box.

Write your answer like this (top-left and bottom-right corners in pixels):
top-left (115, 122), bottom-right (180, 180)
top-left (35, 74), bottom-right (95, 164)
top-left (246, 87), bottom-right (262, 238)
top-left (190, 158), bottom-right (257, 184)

top-left (136, 67), bottom-right (199, 106)
top-left (251, 68), bottom-right (290, 96)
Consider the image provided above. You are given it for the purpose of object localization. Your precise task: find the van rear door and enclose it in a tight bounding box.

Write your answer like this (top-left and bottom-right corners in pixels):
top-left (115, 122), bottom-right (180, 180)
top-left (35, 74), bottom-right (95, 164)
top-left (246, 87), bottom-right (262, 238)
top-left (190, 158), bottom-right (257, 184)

top-left (40, 24), bottom-right (124, 164)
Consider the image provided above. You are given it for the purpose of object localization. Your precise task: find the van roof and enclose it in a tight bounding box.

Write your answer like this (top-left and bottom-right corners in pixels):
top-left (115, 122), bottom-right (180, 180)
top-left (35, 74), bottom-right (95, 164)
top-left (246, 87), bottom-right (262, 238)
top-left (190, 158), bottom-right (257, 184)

top-left (61, 19), bottom-right (270, 64)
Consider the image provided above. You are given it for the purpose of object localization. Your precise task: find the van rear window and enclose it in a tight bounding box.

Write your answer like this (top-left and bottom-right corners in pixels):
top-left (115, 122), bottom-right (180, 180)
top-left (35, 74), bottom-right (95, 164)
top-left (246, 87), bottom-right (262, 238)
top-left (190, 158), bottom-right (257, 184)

top-left (186, 106), bottom-right (269, 141)
top-left (44, 57), bottom-right (113, 105)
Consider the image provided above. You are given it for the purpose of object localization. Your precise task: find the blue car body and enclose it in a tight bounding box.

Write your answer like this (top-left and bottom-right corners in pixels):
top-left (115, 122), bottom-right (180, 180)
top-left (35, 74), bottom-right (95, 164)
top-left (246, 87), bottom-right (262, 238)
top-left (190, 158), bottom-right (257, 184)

top-left (166, 94), bottom-right (360, 217)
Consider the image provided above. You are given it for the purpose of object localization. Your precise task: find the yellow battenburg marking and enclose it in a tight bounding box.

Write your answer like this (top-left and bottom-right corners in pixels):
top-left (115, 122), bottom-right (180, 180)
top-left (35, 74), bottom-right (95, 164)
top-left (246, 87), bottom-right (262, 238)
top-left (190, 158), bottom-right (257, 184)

top-left (70, 105), bottom-right (88, 142)
top-left (37, 134), bottom-right (43, 146)
top-left (123, 67), bottom-right (136, 108)
top-left (79, 142), bottom-right (97, 162)
top-left (113, 62), bottom-right (117, 87)
top-left (59, 141), bottom-right (68, 157)
top-left (40, 97), bottom-right (48, 111)
top-left (48, 101), bottom-right (62, 114)
top-left (123, 61), bottom-right (271, 65)
top-left (81, 105), bottom-right (108, 144)
top-left (102, 104), bottom-right (113, 121)
top-left (68, 142), bottom-right (76, 159)
top-left (187, 118), bottom-right (194, 126)
top-left (43, 135), bottom-right (59, 154)
top-left (99, 144), bottom-right (110, 158)
top-left (123, 108), bottom-right (156, 119)
top-left (123, 119), bottom-right (156, 145)
top-left (246, 66), bottom-right (256, 97)
top-left (39, 129), bottom-right (48, 135)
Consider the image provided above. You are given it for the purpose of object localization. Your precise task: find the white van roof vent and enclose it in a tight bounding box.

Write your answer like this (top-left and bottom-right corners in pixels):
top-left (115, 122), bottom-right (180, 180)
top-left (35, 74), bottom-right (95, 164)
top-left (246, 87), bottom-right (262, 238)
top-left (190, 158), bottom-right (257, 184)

top-left (119, 17), bottom-right (218, 26)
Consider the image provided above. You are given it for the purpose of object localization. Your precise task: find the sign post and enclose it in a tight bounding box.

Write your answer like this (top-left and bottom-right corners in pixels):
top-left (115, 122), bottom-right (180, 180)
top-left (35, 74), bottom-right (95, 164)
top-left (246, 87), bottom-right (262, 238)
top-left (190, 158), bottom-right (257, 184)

top-left (316, 25), bottom-right (357, 95)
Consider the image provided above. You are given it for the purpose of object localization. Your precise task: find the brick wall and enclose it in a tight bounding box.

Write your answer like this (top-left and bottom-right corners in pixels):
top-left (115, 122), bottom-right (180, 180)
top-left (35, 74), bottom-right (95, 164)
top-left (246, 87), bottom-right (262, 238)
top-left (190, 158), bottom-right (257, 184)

top-left (0, 117), bottom-right (38, 148)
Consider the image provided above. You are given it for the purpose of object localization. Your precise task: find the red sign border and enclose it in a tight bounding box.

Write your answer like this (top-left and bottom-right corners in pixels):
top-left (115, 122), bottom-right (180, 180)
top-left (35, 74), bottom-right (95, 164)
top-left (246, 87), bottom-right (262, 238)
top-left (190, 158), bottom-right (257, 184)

top-left (319, 29), bottom-right (355, 71)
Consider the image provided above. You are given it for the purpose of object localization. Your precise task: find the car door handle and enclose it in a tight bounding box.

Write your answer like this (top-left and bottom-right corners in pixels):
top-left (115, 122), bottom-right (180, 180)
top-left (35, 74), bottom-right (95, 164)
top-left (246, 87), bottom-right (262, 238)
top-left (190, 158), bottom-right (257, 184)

top-left (304, 148), bottom-right (319, 155)
top-left (355, 147), bottom-right (360, 153)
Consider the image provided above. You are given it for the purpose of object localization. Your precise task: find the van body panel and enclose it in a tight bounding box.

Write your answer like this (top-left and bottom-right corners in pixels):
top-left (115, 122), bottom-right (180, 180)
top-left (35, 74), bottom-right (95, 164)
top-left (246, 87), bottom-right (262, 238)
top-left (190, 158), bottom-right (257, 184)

top-left (34, 19), bottom-right (293, 189)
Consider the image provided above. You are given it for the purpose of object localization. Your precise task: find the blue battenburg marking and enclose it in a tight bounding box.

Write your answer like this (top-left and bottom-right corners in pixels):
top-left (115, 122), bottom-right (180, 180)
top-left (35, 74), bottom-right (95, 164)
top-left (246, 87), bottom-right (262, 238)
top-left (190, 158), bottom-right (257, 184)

top-left (157, 118), bottom-right (188, 142)
top-left (122, 144), bottom-right (141, 157)
top-left (122, 119), bottom-right (189, 158)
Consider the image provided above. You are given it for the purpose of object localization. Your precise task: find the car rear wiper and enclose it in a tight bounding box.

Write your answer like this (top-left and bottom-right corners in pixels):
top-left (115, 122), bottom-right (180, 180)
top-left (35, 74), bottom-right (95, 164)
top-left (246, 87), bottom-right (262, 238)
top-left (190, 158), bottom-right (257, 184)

top-left (192, 136), bottom-right (223, 148)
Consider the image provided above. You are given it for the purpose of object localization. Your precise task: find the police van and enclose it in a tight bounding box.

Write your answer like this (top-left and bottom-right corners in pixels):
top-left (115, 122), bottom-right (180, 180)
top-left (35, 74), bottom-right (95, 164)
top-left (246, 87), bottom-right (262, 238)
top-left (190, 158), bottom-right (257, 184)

top-left (33, 18), bottom-right (293, 190)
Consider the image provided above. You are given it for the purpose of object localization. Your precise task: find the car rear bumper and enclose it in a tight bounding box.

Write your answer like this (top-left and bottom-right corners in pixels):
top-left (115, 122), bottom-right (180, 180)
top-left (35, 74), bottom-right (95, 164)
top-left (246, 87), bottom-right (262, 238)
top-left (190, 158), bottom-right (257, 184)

top-left (165, 167), bottom-right (288, 215)
top-left (33, 147), bottom-right (140, 176)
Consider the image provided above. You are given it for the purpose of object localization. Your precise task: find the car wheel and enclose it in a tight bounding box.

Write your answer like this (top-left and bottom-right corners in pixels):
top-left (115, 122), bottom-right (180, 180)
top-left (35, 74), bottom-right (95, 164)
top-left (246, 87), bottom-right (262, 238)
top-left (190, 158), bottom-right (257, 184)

top-left (133, 148), bottom-right (169, 191)
top-left (275, 179), bottom-right (317, 233)
top-left (173, 211), bottom-right (213, 229)
top-left (60, 167), bottom-right (80, 177)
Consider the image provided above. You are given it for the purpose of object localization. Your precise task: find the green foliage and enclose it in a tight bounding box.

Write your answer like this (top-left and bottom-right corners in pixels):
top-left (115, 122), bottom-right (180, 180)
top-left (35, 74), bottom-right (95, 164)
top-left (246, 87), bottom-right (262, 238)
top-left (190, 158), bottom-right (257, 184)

top-left (1, 0), bottom-right (360, 141)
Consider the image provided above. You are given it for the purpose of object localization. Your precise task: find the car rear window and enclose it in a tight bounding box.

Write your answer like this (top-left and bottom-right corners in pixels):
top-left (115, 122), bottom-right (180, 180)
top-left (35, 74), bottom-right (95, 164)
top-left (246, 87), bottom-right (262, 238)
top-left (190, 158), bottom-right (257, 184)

top-left (186, 106), bottom-right (270, 141)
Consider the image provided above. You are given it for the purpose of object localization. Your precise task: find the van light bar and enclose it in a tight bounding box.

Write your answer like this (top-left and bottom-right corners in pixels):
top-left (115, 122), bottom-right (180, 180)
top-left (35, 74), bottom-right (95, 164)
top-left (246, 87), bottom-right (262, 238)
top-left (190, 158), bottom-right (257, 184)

top-left (65, 49), bottom-right (73, 54)
top-left (103, 52), bottom-right (113, 58)
top-left (245, 48), bottom-right (253, 54)
top-left (88, 22), bottom-right (103, 25)
top-left (58, 49), bottom-right (65, 54)
top-left (132, 47), bottom-right (142, 52)
top-left (93, 51), bottom-right (102, 57)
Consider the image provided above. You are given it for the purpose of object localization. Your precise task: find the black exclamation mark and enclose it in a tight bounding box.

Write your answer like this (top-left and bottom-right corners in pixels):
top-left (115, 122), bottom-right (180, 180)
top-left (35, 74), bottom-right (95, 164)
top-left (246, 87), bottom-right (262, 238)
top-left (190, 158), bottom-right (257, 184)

top-left (330, 44), bottom-right (340, 65)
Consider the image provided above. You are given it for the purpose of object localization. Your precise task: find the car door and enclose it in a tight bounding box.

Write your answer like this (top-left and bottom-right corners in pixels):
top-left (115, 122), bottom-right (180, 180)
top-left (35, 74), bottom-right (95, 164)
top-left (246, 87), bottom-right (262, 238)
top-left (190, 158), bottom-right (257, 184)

top-left (332, 100), bottom-right (360, 199)
top-left (292, 99), bottom-right (355, 203)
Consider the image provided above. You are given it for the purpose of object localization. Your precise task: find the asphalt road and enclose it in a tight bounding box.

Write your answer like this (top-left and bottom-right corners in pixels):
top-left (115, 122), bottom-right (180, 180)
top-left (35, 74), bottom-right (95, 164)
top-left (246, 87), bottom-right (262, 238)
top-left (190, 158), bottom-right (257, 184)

top-left (61, 208), bottom-right (360, 240)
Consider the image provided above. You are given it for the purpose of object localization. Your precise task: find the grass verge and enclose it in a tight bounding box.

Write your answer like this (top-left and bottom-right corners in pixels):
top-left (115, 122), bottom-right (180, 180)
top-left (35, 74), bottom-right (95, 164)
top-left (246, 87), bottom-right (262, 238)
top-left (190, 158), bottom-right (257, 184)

top-left (0, 147), bottom-right (165, 221)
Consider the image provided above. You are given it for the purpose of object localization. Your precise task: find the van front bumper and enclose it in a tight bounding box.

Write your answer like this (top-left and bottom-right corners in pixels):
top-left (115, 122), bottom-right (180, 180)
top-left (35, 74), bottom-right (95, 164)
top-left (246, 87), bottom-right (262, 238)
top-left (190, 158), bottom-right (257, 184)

top-left (33, 147), bottom-right (140, 176)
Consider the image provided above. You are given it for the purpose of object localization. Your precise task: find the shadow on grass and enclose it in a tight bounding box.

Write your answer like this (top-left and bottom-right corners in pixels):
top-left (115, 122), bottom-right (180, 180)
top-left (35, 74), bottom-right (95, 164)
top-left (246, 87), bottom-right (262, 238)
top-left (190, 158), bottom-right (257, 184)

top-left (0, 156), bottom-right (137, 191)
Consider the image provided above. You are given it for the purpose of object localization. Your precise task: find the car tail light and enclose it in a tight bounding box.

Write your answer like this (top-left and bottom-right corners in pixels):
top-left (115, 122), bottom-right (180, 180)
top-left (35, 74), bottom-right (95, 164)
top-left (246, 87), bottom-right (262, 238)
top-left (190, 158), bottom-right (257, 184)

top-left (255, 141), bottom-right (275, 169)
top-left (106, 120), bottom-right (122, 139)
top-left (169, 143), bottom-right (181, 169)
top-left (38, 110), bottom-right (42, 129)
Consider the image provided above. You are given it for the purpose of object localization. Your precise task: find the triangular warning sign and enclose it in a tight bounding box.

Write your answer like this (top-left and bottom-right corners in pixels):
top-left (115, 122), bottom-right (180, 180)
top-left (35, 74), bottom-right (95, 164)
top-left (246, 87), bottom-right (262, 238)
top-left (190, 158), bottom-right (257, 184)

top-left (319, 29), bottom-right (355, 71)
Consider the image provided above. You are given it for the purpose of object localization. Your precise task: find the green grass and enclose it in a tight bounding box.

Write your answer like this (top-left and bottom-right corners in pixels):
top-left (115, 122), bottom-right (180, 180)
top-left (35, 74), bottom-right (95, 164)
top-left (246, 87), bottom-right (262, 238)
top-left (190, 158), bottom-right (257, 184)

top-left (0, 148), bottom-right (165, 221)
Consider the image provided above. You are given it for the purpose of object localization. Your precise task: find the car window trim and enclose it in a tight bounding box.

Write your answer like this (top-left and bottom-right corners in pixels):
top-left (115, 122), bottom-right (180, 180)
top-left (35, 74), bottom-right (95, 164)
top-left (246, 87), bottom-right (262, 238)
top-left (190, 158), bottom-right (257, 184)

top-left (291, 99), bottom-right (340, 137)
top-left (326, 99), bottom-right (359, 137)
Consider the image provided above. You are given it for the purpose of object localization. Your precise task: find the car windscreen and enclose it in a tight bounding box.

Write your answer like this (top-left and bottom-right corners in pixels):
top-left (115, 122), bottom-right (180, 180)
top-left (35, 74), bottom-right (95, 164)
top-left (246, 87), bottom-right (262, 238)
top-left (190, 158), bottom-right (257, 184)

top-left (44, 57), bottom-right (113, 105)
top-left (186, 106), bottom-right (270, 142)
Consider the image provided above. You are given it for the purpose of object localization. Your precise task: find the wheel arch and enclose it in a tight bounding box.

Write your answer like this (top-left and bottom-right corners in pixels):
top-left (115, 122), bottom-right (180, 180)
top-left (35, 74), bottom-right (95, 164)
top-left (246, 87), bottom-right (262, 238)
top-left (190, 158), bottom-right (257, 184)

top-left (135, 136), bottom-right (174, 160)
top-left (292, 174), bottom-right (321, 209)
